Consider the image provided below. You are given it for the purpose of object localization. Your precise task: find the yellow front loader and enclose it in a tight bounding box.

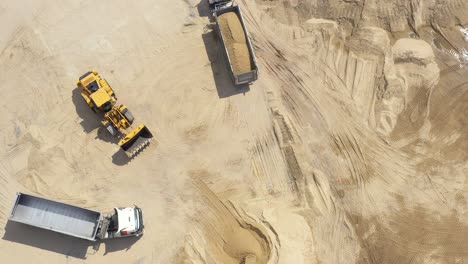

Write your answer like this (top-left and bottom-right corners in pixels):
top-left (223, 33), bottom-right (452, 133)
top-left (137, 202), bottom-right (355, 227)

top-left (77, 71), bottom-right (154, 158)
top-left (102, 105), bottom-right (153, 157)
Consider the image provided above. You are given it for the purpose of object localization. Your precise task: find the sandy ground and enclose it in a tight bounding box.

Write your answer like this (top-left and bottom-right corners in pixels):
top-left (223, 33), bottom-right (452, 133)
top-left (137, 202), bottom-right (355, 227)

top-left (0, 0), bottom-right (467, 263)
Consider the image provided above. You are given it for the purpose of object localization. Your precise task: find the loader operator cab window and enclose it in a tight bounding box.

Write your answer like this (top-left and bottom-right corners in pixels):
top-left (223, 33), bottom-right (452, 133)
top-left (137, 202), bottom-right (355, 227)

top-left (86, 81), bottom-right (99, 93)
top-left (100, 101), bottom-right (112, 112)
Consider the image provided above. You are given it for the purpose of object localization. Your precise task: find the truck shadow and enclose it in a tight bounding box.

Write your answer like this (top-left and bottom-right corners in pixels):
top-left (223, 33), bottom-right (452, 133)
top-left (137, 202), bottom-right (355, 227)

top-left (2, 221), bottom-right (90, 259)
top-left (197, 0), bottom-right (211, 19)
top-left (202, 30), bottom-right (250, 98)
top-left (2, 221), bottom-right (142, 258)
top-left (101, 235), bottom-right (142, 255)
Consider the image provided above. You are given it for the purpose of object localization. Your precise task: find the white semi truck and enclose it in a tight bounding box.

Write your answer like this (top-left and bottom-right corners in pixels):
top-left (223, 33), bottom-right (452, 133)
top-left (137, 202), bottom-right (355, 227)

top-left (8, 192), bottom-right (144, 241)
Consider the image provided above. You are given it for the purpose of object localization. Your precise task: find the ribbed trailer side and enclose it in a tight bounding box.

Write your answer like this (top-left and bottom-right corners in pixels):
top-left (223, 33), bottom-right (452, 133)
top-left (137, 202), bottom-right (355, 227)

top-left (8, 193), bottom-right (101, 241)
top-left (214, 4), bottom-right (258, 85)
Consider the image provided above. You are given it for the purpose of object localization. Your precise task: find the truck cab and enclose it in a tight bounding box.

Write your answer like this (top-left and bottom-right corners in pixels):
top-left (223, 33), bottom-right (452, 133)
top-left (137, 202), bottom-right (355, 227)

top-left (99, 206), bottom-right (144, 239)
top-left (209, 0), bottom-right (232, 10)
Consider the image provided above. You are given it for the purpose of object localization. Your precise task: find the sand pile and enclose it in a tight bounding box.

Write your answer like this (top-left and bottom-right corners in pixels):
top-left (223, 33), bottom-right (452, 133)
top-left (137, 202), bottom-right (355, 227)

top-left (218, 12), bottom-right (252, 74)
top-left (182, 180), bottom-right (271, 264)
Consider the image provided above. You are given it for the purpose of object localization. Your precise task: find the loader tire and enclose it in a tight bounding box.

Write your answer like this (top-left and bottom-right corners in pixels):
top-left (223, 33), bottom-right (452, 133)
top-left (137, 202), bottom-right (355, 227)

top-left (105, 123), bottom-right (118, 137)
top-left (122, 109), bottom-right (135, 125)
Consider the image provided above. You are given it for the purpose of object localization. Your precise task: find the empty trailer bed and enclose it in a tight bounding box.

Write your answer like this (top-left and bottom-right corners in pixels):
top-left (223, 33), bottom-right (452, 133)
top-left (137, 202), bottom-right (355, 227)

top-left (8, 193), bottom-right (101, 241)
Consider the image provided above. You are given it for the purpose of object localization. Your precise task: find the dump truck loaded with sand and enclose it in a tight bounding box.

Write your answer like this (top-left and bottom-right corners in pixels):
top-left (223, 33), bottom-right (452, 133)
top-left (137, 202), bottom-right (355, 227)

top-left (210, 0), bottom-right (258, 85)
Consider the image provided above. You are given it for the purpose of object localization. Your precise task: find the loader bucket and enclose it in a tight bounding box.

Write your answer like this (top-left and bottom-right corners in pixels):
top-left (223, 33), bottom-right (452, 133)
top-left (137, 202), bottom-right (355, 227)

top-left (118, 124), bottom-right (154, 158)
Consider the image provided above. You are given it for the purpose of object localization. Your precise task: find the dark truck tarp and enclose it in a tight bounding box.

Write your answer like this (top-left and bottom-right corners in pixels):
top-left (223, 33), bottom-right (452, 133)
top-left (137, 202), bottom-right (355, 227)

top-left (8, 193), bottom-right (101, 241)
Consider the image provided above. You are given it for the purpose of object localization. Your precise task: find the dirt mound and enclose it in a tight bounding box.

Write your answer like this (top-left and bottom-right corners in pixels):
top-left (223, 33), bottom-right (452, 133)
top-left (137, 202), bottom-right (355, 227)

top-left (180, 179), bottom-right (273, 264)
top-left (218, 12), bottom-right (252, 74)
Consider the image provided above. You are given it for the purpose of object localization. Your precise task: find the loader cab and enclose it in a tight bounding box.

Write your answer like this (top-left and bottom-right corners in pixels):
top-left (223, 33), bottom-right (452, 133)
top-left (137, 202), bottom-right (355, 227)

top-left (78, 71), bottom-right (115, 112)
top-left (78, 72), bottom-right (100, 93)
top-left (89, 89), bottom-right (114, 112)
top-left (96, 101), bottom-right (113, 112)
top-left (85, 80), bottom-right (99, 93)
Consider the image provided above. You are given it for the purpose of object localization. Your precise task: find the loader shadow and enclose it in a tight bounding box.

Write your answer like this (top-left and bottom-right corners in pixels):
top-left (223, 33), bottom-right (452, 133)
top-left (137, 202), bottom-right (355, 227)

top-left (72, 87), bottom-right (120, 144)
top-left (112, 150), bottom-right (129, 166)
top-left (95, 126), bottom-right (118, 144)
top-left (72, 88), bottom-right (130, 166)
top-left (72, 88), bottom-right (101, 133)
top-left (2, 221), bottom-right (142, 258)
top-left (202, 30), bottom-right (250, 98)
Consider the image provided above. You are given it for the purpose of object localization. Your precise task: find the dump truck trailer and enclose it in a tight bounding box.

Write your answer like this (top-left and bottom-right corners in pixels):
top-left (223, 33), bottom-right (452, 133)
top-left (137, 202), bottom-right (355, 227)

top-left (210, 0), bottom-right (258, 85)
top-left (8, 193), bottom-right (144, 241)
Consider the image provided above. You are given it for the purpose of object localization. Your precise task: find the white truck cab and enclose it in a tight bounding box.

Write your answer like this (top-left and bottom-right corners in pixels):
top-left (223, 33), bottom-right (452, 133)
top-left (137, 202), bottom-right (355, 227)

top-left (102, 206), bottom-right (144, 239)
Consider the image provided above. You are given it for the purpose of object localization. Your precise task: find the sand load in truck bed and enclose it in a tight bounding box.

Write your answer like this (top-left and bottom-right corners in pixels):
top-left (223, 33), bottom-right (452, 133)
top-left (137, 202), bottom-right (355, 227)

top-left (218, 12), bottom-right (252, 75)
